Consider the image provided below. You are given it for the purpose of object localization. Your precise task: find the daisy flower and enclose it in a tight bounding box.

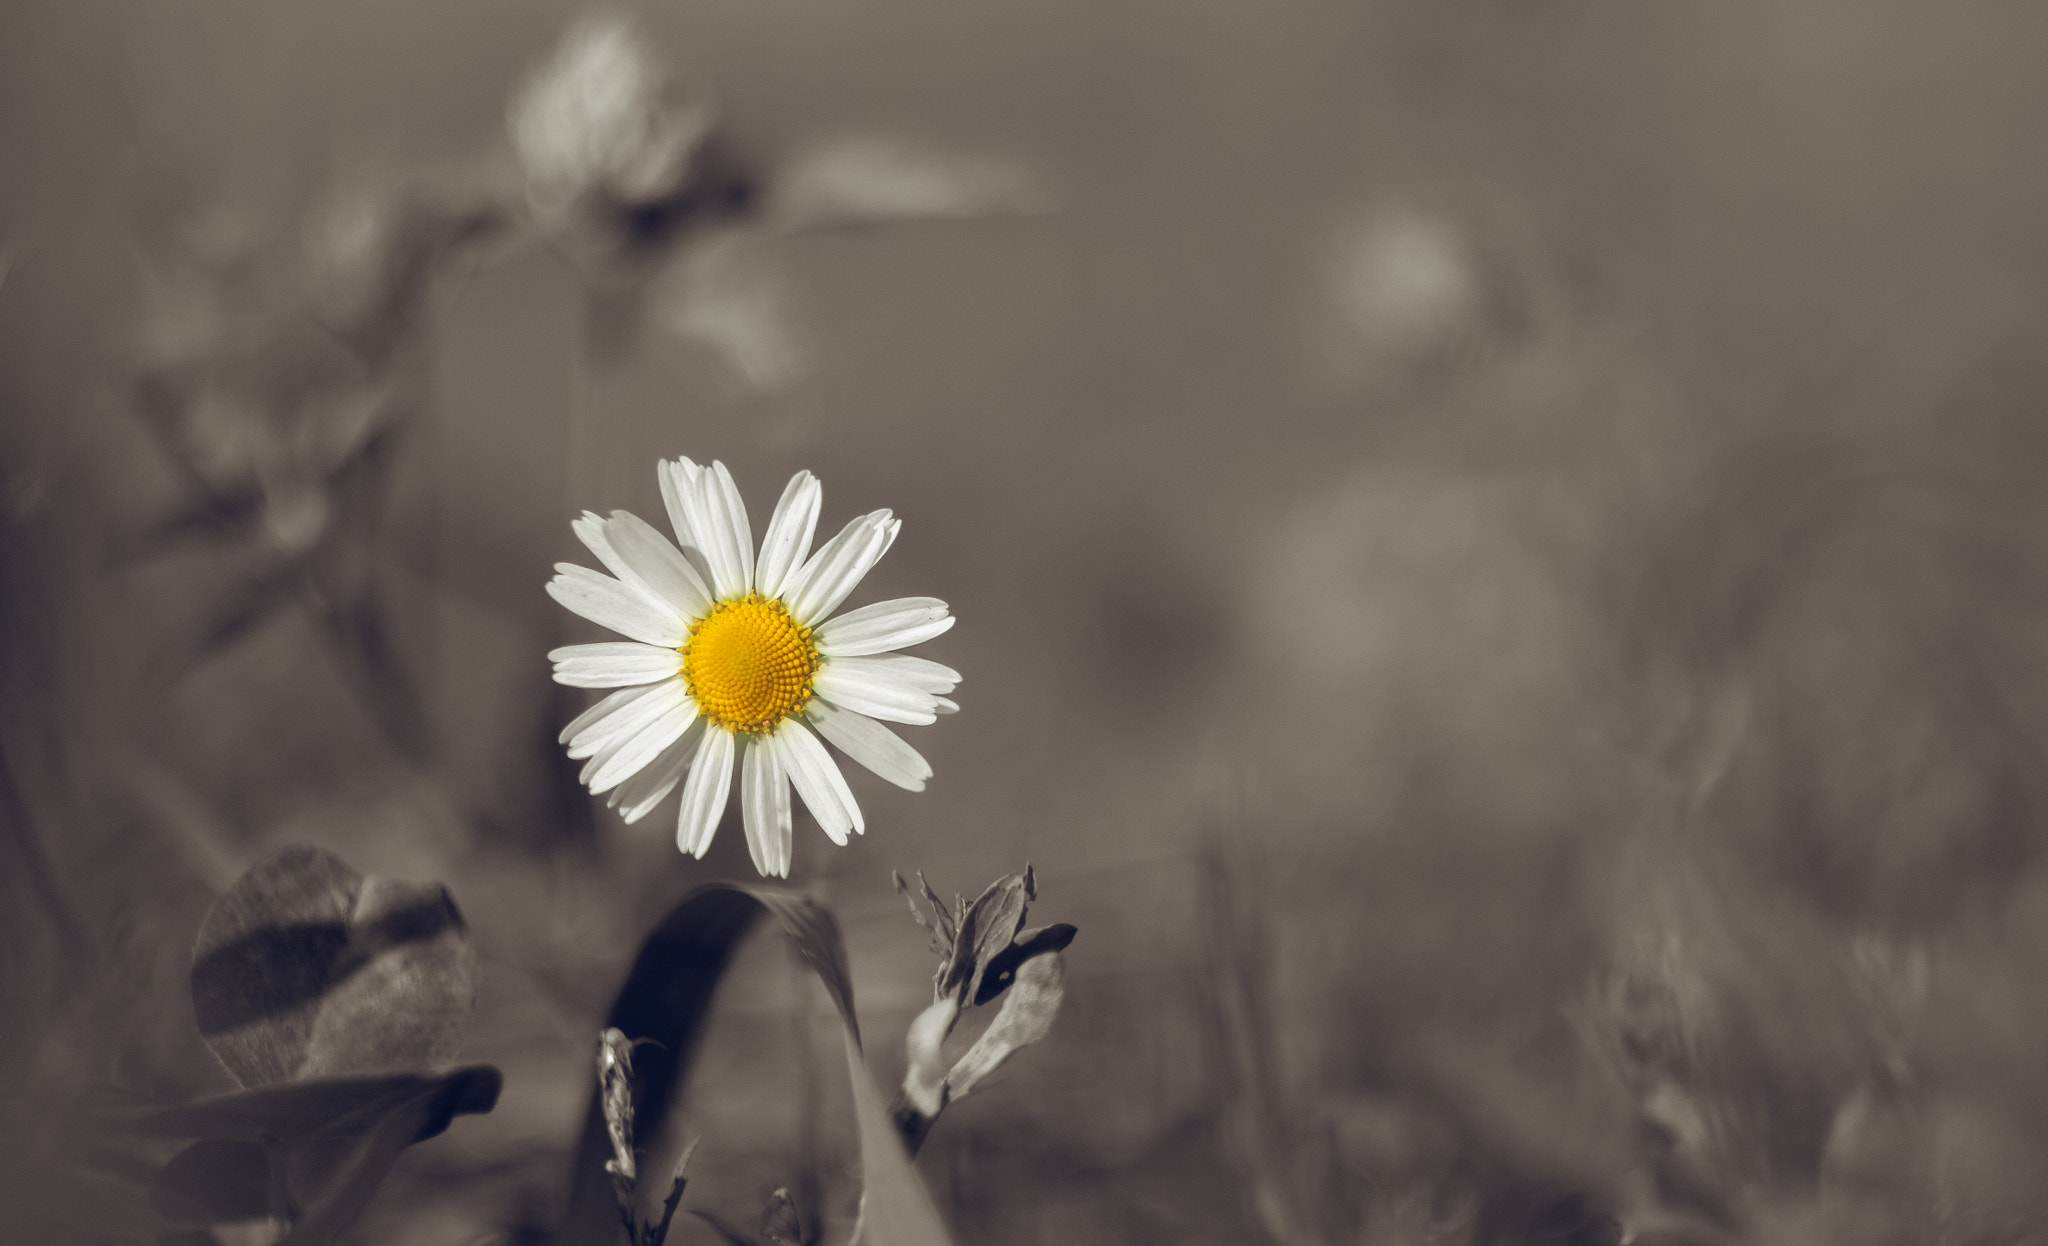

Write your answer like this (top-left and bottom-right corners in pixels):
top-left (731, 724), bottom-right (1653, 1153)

top-left (547, 458), bottom-right (958, 876)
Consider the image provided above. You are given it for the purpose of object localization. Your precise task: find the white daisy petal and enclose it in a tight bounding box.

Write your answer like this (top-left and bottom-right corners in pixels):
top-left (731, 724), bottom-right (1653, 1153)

top-left (675, 725), bottom-right (735, 857)
top-left (662, 458), bottom-right (719, 588)
top-left (587, 695), bottom-right (696, 795)
top-left (805, 699), bottom-right (931, 791)
top-left (783, 510), bottom-right (892, 627)
top-left (568, 679), bottom-right (690, 759)
top-left (548, 641), bottom-right (682, 688)
top-left (814, 598), bottom-right (955, 657)
top-left (817, 654), bottom-right (958, 702)
top-left (773, 718), bottom-right (861, 844)
top-left (580, 706), bottom-right (661, 782)
top-left (609, 720), bottom-right (705, 823)
top-left (814, 662), bottom-right (939, 725)
top-left (753, 470), bottom-right (821, 599)
top-left (776, 513), bottom-right (874, 615)
top-left (572, 511), bottom-right (628, 575)
top-left (679, 460), bottom-right (753, 599)
top-left (740, 736), bottom-right (793, 878)
top-left (548, 564), bottom-right (687, 647)
top-left (712, 461), bottom-right (757, 593)
top-left (658, 459), bottom-right (694, 549)
top-left (812, 658), bottom-right (961, 719)
top-left (578, 507), bottom-right (715, 621)
top-left (604, 510), bottom-right (714, 618)
top-left (849, 653), bottom-right (961, 694)
top-left (559, 684), bottom-right (663, 744)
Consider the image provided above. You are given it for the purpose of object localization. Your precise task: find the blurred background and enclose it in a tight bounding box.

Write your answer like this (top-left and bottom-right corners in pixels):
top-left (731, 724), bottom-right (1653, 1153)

top-left (6, 0), bottom-right (2048, 1242)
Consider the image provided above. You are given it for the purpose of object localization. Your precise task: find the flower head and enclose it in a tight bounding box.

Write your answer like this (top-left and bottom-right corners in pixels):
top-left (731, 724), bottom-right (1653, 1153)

top-left (547, 459), bottom-right (959, 876)
top-left (508, 14), bottom-right (715, 220)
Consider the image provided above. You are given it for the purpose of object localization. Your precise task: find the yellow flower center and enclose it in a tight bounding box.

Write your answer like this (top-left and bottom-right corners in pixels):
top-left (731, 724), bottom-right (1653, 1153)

top-left (682, 593), bottom-right (818, 734)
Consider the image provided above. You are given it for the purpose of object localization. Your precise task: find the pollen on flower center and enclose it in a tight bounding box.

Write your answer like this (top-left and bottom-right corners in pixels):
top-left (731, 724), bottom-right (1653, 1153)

top-left (682, 593), bottom-right (817, 734)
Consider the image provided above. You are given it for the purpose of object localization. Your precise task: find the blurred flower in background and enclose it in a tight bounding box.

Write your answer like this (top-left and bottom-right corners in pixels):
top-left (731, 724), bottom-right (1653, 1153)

top-left (1299, 199), bottom-right (1544, 405)
top-left (549, 457), bottom-right (958, 876)
top-left (507, 11), bottom-right (725, 272)
top-left (123, 174), bottom-right (506, 756)
top-left (507, 10), bottom-right (1049, 393)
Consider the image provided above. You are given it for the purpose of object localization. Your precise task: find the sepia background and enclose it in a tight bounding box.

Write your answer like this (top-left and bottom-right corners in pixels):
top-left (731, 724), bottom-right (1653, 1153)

top-left (6, 0), bottom-right (2048, 1242)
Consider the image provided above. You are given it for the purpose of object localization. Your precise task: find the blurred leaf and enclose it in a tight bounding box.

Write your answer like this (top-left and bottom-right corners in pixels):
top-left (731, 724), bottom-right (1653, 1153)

top-left (136, 1066), bottom-right (502, 1145)
top-left (652, 228), bottom-right (809, 392)
top-left (767, 137), bottom-right (1051, 233)
top-left (273, 1070), bottom-right (499, 1246)
top-left (143, 1067), bottom-right (501, 1240)
top-left (304, 183), bottom-right (512, 364)
top-left (746, 884), bottom-right (857, 1035)
top-left (308, 568), bottom-right (438, 763)
top-left (150, 1139), bottom-right (270, 1224)
top-left (111, 489), bottom-right (266, 566)
top-left (190, 846), bottom-right (479, 1087)
top-left (561, 883), bottom-right (951, 1246)
top-left (945, 950), bottom-right (1067, 1103)
top-left (147, 568), bottom-right (301, 692)
top-left (687, 1209), bottom-right (755, 1246)
top-left (842, 1024), bottom-right (949, 1246)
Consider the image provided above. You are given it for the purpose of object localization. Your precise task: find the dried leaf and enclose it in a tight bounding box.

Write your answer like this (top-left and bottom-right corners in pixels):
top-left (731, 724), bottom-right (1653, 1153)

top-left (761, 1187), bottom-right (803, 1246)
top-left (945, 951), bottom-right (1067, 1103)
top-left (190, 846), bottom-right (479, 1087)
top-left (892, 869), bottom-right (956, 958)
top-left (972, 922), bottom-right (1076, 1007)
top-left (950, 869), bottom-right (1033, 1006)
top-left (597, 1027), bottom-right (637, 1184)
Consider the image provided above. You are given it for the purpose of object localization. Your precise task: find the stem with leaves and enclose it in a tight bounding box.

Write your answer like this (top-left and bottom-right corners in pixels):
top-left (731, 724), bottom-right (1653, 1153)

top-left (596, 1026), bottom-right (699, 1246)
top-left (888, 868), bottom-right (1076, 1159)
